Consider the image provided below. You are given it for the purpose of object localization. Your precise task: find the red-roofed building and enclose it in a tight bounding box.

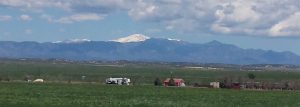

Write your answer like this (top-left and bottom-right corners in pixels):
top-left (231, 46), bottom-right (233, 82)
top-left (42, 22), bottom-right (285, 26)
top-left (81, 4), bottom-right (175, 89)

top-left (164, 78), bottom-right (185, 87)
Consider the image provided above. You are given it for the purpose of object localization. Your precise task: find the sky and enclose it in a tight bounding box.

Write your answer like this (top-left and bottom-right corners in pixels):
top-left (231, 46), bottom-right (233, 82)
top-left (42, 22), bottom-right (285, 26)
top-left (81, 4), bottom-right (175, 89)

top-left (0, 0), bottom-right (300, 54)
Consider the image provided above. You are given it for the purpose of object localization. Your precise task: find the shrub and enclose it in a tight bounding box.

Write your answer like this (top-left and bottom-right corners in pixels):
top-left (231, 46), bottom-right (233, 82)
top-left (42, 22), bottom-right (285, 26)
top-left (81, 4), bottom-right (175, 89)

top-left (154, 78), bottom-right (162, 86)
top-left (248, 73), bottom-right (256, 80)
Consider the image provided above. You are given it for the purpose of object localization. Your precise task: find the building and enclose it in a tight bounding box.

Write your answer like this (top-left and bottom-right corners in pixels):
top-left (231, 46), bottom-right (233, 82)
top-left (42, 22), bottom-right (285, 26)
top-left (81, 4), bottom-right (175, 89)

top-left (231, 82), bottom-right (241, 89)
top-left (163, 78), bottom-right (185, 87)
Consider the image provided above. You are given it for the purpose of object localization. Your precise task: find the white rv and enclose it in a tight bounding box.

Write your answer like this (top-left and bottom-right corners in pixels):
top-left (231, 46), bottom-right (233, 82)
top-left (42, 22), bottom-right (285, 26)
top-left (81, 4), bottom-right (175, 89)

top-left (106, 78), bottom-right (131, 85)
top-left (33, 79), bottom-right (44, 83)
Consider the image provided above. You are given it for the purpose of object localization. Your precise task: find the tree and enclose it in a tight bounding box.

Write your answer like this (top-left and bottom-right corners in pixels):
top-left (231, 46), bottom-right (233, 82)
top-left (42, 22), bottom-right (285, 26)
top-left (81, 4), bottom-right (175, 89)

top-left (237, 76), bottom-right (243, 84)
top-left (248, 73), bottom-right (256, 80)
top-left (284, 81), bottom-right (289, 90)
top-left (221, 77), bottom-right (231, 88)
top-left (154, 78), bottom-right (162, 86)
top-left (168, 78), bottom-right (176, 86)
top-left (247, 73), bottom-right (256, 89)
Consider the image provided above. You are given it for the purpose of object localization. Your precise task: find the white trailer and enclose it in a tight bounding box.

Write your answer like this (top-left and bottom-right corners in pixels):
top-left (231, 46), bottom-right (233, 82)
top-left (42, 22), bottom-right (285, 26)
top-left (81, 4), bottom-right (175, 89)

top-left (106, 78), bottom-right (130, 85)
top-left (33, 79), bottom-right (44, 83)
top-left (210, 82), bottom-right (220, 88)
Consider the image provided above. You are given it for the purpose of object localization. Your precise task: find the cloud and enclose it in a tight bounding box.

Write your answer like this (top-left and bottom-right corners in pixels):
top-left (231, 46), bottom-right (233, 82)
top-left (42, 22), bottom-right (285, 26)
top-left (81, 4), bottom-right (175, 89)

top-left (40, 13), bottom-right (105, 24)
top-left (0, 0), bottom-right (71, 11)
top-left (269, 12), bottom-right (300, 37)
top-left (211, 24), bottom-right (231, 34)
top-left (2, 0), bottom-right (300, 37)
top-left (128, 0), bottom-right (158, 21)
top-left (20, 14), bottom-right (32, 21)
top-left (0, 0), bottom-right (127, 12)
top-left (125, 0), bottom-right (300, 37)
top-left (0, 15), bottom-right (12, 21)
top-left (53, 13), bottom-right (105, 24)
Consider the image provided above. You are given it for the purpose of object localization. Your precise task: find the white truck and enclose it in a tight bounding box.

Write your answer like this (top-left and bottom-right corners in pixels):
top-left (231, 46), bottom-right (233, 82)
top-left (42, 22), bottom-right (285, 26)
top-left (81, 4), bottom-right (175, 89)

top-left (106, 78), bottom-right (131, 85)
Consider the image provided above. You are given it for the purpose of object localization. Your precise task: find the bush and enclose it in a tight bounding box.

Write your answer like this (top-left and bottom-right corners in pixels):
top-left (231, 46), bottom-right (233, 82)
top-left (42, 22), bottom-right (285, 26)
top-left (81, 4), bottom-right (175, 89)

top-left (248, 73), bottom-right (256, 80)
top-left (154, 78), bottom-right (162, 86)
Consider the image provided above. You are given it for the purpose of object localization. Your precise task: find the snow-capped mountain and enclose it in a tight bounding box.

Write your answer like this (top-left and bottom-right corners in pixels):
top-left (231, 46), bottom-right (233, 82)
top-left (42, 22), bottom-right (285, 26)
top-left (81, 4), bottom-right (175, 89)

top-left (1, 34), bottom-right (300, 64)
top-left (112, 34), bottom-right (150, 43)
top-left (52, 39), bottom-right (91, 44)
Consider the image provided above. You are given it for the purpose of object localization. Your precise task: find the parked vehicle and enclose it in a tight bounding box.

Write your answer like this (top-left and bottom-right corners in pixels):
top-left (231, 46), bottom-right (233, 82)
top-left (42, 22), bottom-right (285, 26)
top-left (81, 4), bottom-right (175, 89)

top-left (106, 78), bottom-right (130, 85)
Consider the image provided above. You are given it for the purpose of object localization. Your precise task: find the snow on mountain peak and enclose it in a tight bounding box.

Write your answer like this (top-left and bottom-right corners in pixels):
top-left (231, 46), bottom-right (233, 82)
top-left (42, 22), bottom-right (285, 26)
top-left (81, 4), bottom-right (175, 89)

top-left (52, 39), bottom-right (91, 44)
top-left (167, 38), bottom-right (181, 42)
top-left (112, 34), bottom-right (150, 43)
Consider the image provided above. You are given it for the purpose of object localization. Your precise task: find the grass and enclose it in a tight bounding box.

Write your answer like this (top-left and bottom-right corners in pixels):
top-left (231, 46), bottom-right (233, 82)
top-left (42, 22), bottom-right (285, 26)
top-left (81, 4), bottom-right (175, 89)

top-left (1, 61), bottom-right (300, 85)
top-left (0, 82), bottom-right (300, 107)
top-left (1, 61), bottom-right (300, 107)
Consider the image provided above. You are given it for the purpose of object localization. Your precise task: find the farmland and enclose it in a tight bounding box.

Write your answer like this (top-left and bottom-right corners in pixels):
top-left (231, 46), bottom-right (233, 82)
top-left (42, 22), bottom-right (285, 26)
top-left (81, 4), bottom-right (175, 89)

top-left (1, 60), bottom-right (300, 85)
top-left (1, 83), bottom-right (300, 107)
top-left (1, 60), bottom-right (300, 106)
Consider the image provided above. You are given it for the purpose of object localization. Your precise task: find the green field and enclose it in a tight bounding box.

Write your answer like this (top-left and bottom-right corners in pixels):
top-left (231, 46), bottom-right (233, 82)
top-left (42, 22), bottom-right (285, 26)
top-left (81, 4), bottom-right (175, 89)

top-left (1, 61), bottom-right (300, 85)
top-left (1, 61), bottom-right (300, 107)
top-left (0, 83), bottom-right (300, 107)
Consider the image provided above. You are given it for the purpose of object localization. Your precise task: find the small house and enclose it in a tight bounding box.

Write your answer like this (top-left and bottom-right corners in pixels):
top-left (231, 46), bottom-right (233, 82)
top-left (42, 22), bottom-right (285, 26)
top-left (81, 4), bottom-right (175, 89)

top-left (164, 78), bottom-right (185, 87)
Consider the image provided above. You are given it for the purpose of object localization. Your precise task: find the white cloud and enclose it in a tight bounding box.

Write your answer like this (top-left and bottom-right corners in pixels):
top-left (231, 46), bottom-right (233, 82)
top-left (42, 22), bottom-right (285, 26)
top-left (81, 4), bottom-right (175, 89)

top-left (128, 0), bottom-right (157, 21)
top-left (40, 13), bottom-right (105, 24)
top-left (53, 13), bottom-right (105, 24)
top-left (0, 15), bottom-right (12, 21)
top-left (2, 0), bottom-right (300, 37)
top-left (214, 1), bottom-right (261, 24)
top-left (211, 1), bottom-right (263, 35)
top-left (126, 0), bottom-right (300, 37)
top-left (211, 24), bottom-right (231, 34)
top-left (269, 12), bottom-right (300, 37)
top-left (0, 0), bottom-right (71, 11)
top-left (20, 14), bottom-right (32, 21)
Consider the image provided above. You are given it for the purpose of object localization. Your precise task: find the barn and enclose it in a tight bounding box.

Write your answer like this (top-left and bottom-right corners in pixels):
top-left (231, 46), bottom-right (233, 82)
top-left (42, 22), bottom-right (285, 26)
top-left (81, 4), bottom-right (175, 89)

top-left (163, 78), bottom-right (185, 87)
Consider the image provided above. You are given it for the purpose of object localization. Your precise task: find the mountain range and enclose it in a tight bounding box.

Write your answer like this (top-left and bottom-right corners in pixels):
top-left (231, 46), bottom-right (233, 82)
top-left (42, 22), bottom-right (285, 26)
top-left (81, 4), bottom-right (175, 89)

top-left (1, 34), bottom-right (300, 65)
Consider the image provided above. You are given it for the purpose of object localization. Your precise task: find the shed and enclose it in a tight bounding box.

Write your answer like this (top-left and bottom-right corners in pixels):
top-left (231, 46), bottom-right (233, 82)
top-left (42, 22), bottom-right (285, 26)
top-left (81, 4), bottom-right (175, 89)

top-left (164, 78), bottom-right (185, 87)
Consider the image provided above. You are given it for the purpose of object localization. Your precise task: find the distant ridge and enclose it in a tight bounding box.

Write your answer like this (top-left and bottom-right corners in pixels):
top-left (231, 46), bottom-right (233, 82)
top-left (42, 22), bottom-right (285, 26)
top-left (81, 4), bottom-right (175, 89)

top-left (0, 34), bottom-right (300, 64)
